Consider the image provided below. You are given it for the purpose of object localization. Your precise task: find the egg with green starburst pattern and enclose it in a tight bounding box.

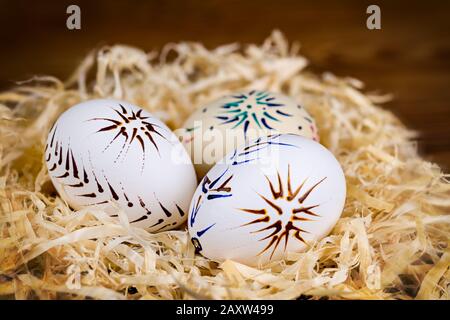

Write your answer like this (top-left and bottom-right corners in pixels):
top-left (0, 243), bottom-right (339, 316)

top-left (179, 90), bottom-right (319, 178)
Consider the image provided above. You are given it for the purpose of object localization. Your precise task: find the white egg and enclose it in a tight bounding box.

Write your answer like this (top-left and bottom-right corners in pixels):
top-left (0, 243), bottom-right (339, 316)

top-left (179, 90), bottom-right (319, 178)
top-left (45, 99), bottom-right (197, 231)
top-left (188, 134), bottom-right (346, 266)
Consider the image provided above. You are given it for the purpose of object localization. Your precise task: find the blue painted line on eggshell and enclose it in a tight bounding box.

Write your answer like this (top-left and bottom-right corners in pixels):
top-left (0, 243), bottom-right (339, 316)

top-left (197, 223), bottom-right (216, 237)
top-left (275, 110), bottom-right (293, 117)
top-left (207, 194), bottom-right (232, 200)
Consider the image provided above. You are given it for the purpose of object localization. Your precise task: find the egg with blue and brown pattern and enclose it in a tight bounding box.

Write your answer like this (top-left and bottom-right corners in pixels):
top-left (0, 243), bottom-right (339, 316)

top-left (188, 134), bottom-right (345, 267)
top-left (45, 99), bottom-right (197, 231)
top-left (178, 90), bottom-right (319, 179)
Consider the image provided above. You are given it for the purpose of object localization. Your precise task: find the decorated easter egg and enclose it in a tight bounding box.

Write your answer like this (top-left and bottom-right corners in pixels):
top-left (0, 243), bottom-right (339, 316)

top-left (188, 134), bottom-right (346, 266)
top-left (179, 90), bottom-right (319, 178)
top-left (45, 99), bottom-right (197, 231)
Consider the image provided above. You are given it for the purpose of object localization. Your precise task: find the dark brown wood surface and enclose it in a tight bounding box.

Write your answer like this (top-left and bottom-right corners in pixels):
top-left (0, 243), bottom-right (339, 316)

top-left (1, 0), bottom-right (449, 170)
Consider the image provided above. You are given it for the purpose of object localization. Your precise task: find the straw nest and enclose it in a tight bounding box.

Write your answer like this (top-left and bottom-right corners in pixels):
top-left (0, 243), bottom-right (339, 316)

top-left (0, 31), bottom-right (449, 300)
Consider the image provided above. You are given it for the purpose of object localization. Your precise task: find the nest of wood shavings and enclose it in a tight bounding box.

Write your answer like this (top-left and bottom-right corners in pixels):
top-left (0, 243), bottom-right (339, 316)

top-left (0, 30), bottom-right (449, 300)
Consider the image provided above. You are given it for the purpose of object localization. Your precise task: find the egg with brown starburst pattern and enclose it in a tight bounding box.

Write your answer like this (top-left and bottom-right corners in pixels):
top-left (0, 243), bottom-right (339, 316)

top-left (45, 99), bottom-right (197, 231)
top-left (188, 134), bottom-right (346, 266)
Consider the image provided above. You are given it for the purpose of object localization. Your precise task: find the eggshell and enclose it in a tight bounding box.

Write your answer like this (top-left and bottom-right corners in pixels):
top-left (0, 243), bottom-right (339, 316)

top-left (179, 90), bottom-right (319, 178)
top-left (45, 99), bottom-right (197, 231)
top-left (187, 134), bottom-right (346, 266)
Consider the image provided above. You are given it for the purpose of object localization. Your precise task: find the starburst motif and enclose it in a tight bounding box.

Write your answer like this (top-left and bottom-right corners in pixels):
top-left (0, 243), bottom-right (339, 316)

top-left (215, 90), bottom-right (292, 138)
top-left (240, 165), bottom-right (326, 259)
top-left (88, 104), bottom-right (167, 171)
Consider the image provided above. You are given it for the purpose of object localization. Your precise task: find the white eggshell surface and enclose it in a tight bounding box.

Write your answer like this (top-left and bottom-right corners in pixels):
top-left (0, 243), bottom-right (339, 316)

top-left (45, 99), bottom-right (197, 231)
top-left (188, 134), bottom-right (346, 266)
top-left (179, 90), bottom-right (319, 178)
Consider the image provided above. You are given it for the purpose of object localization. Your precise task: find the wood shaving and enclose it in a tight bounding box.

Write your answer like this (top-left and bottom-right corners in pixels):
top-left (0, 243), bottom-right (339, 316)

top-left (0, 30), bottom-right (448, 300)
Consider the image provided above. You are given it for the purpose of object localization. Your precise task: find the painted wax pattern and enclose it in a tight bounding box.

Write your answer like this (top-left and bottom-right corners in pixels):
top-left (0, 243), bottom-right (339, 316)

top-left (188, 134), bottom-right (346, 266)
top-left (46, 99), bottom-right (197, 231)
top-left (180, 90), bottom-right (319, 178)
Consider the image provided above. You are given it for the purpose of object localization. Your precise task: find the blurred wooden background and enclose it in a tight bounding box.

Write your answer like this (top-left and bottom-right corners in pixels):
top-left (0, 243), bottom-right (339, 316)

top-left (1, 0), bottom-right (449, 170)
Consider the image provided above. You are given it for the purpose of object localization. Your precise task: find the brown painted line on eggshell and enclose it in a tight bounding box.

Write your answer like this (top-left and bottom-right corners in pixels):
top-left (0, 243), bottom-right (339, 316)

top-left (259, 194), bottom-right (283, 215)
top-left (85, 200), bottom-right (109, 206)
top-left (83, 168), bottom-right (89, 183)
top-left (57, 144), bottom-right (63, 165)
top-left (113, 106), bottom-right (130, 123)
top-left (93, 174), bottom-right (104, 194)
top-left (297, 177), bottom-right (327, 204)
top-left (210, 174), bottom-right (233, 193)
top-left (265, 172), bottom-right (283, 199)
top-left (138, 196), bottom-right (152, 215)
top-left (113, 128), bottom-right (130, 162)
top-left (240, 214), bottom-right (270, 227)
top-left (70, 149), bottom-right (79, 179)
top-left (103, 127), bottom-right (125, 153)
top-left (154, 221), bottom-right (177, 232)
top-left (88, 117), bottom-right (122, 126)
top-left (97, 124), bottom-right (119, 133)
top-left (287, 164), bottom-right (304, 201)
top-left (292, 204), bottom-right (321, 216)
top-left (55, 172), bottom-right (69, 179)
top-left (119, 183), bottom-right (133, 207)
top-left (158, 202), bottom-right (172, 217)
top-left (130, 215), bottom-right (148, 223)
top-left (175, 204), bottom-right (185, 217)
top-left (78, 193), bottom-right (97, 198)
top-left (50, 125), bottom-right (57, 148)
top-left (67, 182), bottom-right (84, 188)
top-left (149, 218), bottom-right (164, 227)
top-left (65, 148), bottom-right (70, 171)
top-left (118, 104), bottom-right (127, 114)
top-left (144, 131), bottom-right (159, 154)
top-left (107, 182), bottom-right (119, 201)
